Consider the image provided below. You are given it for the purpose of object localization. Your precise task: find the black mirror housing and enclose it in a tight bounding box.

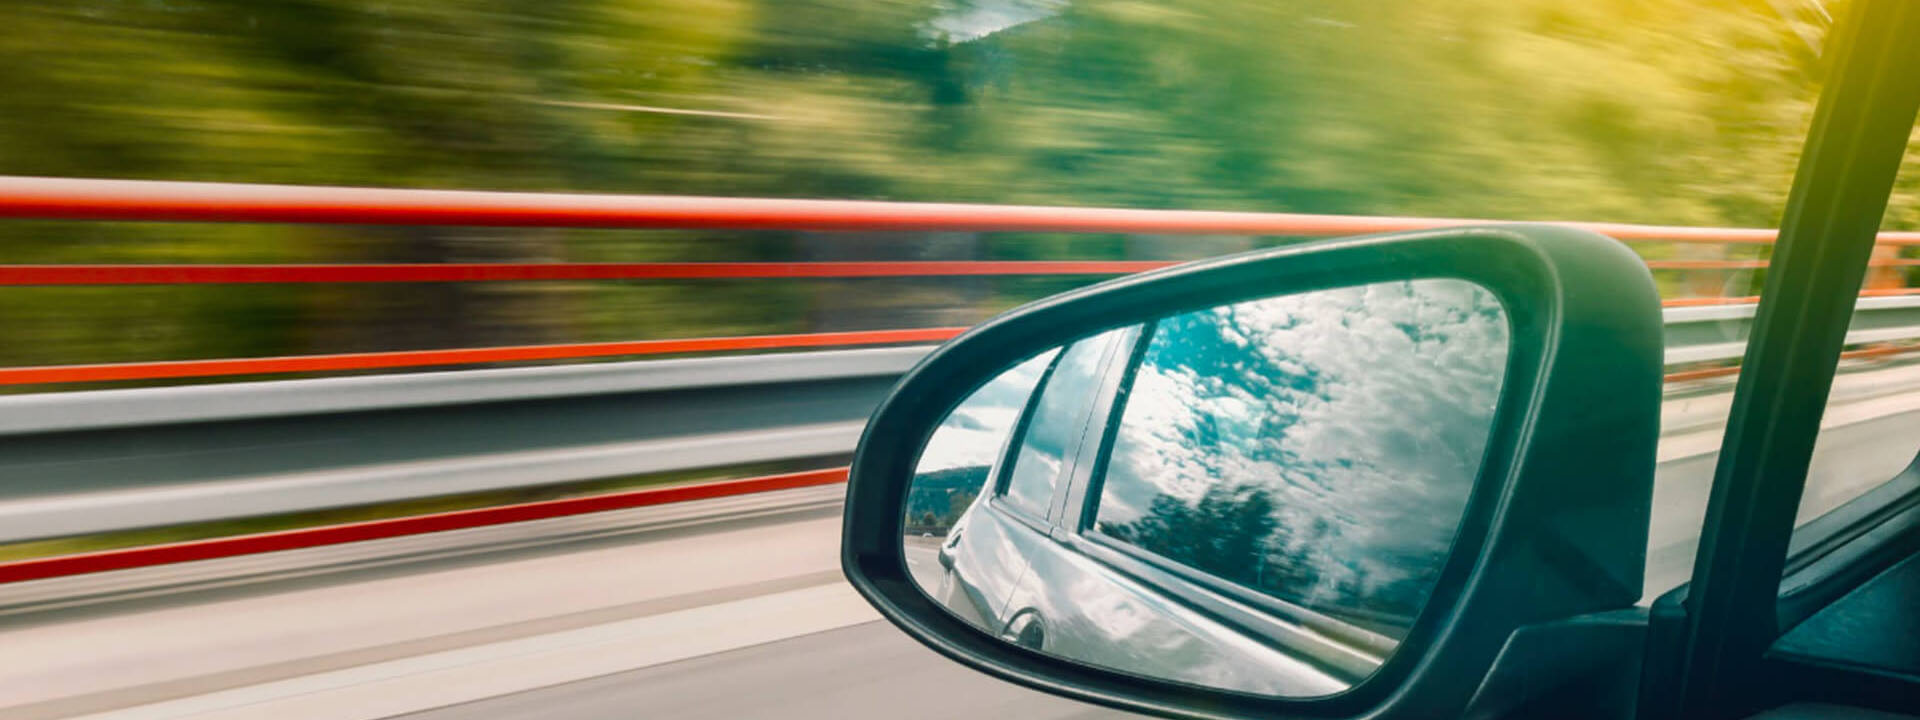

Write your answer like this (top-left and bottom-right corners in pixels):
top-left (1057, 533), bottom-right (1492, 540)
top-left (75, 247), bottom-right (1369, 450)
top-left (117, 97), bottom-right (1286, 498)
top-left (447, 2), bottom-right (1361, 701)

top-left (841, 225), bottom-right (1663, 719)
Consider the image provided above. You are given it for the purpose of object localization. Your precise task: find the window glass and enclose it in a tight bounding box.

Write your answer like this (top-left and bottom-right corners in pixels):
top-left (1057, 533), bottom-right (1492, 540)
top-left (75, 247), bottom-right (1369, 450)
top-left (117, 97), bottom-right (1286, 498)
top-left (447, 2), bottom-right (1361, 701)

top-left (1002, 329), bottom-right (1124, 518)
top-left (1092, 280), bottom-right (1508, 626)
top-left (907, 348), bottom-right (1060, 536)
top-left (1793, 123), bottom-right (1920, 540)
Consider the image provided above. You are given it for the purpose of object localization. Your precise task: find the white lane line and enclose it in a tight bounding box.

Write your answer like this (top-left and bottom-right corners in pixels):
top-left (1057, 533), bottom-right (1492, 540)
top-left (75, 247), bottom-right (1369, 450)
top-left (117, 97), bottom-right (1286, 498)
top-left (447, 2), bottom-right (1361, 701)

top-left (76, 582), bottom-right (879, 720)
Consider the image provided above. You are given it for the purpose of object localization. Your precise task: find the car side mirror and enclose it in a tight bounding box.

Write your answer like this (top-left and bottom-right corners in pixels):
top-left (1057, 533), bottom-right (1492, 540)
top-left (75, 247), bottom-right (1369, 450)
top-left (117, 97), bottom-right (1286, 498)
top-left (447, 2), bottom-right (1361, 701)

top-left (840, 226), bottom-right (1665, 719)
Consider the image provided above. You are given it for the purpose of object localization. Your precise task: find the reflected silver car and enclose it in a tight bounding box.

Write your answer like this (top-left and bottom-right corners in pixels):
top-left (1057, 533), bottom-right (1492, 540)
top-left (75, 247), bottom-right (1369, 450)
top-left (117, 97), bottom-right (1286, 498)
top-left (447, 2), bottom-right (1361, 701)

top-left (911, 280), bottom-right (1509, 696)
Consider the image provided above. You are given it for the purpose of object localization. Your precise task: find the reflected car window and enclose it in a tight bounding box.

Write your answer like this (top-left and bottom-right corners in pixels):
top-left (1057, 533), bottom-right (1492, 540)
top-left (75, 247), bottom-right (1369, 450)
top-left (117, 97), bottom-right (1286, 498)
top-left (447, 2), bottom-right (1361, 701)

top-left (1002, 329), bottom-right (1125, 519)
top-left (1092, 280), bottom-right (1509, 628)
top-left (907, 349), bottom-right (1061, 536)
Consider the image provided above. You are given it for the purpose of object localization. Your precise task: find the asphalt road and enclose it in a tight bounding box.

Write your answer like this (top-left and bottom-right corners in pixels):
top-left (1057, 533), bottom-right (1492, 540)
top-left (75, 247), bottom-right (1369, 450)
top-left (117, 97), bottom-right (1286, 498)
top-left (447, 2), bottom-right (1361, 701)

top-left (6, 360), bottom-right (1920, 719)
top-left (0, 488), bottom-right (865, 719)
top-left (396, 621), bottom-right (1131, 720)
top-left (1642, 359), bottom-right (1920, 597)
top-left (0, 484), bottom-right (1125, 720)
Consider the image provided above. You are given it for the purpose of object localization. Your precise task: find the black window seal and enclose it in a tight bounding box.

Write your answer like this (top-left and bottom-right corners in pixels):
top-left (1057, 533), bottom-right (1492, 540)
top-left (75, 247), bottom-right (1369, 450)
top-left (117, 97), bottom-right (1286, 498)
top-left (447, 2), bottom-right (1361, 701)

top-left (1070, 317), bottom-right (1157, 536)
top-left (1783, 457), bottom-right (1920, 578)
top-left (1775, 467), bottom-right (1920, 633)
top-left (1053, 324), bottom-right (1142, 531)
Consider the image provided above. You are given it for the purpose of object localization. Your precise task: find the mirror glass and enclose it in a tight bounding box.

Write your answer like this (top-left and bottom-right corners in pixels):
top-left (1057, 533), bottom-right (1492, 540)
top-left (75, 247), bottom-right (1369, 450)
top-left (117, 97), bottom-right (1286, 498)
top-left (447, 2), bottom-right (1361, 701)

top-left (904, 279), bottom-right (1510, 697)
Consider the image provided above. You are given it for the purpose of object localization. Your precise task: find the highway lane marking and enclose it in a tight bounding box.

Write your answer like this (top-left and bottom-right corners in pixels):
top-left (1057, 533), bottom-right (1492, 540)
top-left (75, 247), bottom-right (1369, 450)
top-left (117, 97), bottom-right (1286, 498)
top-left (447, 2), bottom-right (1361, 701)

top-left (0, 512), bottom-right (846, 715)
top-left (72, 582), bottom-right (880, 720)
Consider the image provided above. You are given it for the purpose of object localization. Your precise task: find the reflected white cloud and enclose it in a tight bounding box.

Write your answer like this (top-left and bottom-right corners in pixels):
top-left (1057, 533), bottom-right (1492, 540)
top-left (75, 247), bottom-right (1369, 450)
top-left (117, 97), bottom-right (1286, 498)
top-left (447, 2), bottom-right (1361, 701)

top-left (905, 280), bottom-right (1505, 695)
top-left (914, 349), bottom-right (1059, 474)
top-left (1096, 279), bottom-right (1508, 622)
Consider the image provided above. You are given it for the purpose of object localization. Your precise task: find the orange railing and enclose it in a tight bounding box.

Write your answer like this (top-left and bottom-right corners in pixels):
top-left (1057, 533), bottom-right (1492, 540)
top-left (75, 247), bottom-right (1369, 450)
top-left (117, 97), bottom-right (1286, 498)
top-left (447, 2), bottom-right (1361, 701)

top-left (6, 176), bottom-right (1920, 582)
top-left (3, 174), bottom-right (1919, 386)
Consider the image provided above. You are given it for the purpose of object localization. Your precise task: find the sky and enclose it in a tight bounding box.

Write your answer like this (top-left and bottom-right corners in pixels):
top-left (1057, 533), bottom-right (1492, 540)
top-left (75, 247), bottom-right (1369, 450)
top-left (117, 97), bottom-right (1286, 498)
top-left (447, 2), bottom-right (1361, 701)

top-left (1096, 279), bottom-right (1511, 607)
top-left (913, 347), bottom-right (1060, 474)
top-left (905, 277), bottom-right (1512, 614)
top-left (925, 0), bottom-right (1068, 42)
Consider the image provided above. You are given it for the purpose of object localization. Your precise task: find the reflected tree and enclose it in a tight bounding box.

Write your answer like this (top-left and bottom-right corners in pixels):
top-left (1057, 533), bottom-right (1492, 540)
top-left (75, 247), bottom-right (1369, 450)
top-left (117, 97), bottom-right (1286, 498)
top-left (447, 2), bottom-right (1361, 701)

top-left (1104, 480), bottom-right (1434, 628)
top-left (1105, 482), bottom-right (1282, 586)
top-left (1095, 282), bottom-right (1509, 634)
top-left (905, 464), bottom-right (990, 535)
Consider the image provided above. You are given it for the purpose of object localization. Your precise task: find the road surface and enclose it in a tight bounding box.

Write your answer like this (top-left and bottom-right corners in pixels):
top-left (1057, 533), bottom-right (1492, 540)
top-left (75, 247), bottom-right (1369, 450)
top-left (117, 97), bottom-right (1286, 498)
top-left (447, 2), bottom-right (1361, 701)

top-left (397, 622), bottom-right (1125, 720)
top-left (1, 358), bottom-right (1917, 719)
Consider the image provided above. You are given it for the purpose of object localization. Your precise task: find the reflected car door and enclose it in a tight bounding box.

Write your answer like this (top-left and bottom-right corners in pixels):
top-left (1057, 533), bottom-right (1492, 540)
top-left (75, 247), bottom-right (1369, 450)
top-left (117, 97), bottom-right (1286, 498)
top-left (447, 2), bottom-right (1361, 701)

top-left (1005, 316), bottom-right (1385, 697)
top-left (940, 328), bottom-right (1126, 638)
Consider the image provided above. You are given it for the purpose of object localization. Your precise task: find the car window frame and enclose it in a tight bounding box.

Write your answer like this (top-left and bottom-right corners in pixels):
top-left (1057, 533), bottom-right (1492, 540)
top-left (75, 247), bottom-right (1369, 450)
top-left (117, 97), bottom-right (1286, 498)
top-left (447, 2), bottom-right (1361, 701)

top-left (986, 347), bottom-right (1070, 533)
top-left (1785, 456), bottom-right (1920, 578)
top-left (1775, 464), bottom-right (1920, 630)
top-left (1652, 2), bottom-right (1920, 714)
top-left (989, 328), bottom-right (1127, 534)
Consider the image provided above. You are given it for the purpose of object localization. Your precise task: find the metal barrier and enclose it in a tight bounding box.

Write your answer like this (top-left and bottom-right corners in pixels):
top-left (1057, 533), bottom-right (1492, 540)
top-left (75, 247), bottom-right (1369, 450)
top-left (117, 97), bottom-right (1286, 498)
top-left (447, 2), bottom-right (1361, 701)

top-left (0, 328), bottom-right (959, 385)
top-left (0, 347), bottom-right (923, 543)
top-left (3, 174), bottom-right (1920, 385)
top-left (13, 175), bottom-right (1919, 242)
top-left (5, 175), bottom-right (1920, 582)
top-left (1, 303), bottom-right (1917, 567)
top-left (0, 468), bottom-right (849, 585)
top-left (1663, 295), bottom-right (1920, 364)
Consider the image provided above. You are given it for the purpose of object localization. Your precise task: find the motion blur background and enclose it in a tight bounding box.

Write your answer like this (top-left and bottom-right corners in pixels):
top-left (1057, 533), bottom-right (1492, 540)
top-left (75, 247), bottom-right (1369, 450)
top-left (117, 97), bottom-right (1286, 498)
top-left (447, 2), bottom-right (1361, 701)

top-left (6, 0), bottom-right (1908, 561)
top-left (2, 0), bottom-right (1898, 379)
top-left (4, 3), bottom-right (1919, 718)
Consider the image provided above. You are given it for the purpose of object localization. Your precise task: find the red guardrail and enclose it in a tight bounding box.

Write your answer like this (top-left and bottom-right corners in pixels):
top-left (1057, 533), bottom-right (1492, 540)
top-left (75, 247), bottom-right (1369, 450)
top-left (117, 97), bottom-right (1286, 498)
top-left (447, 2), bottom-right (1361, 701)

top-left (0, 467), bottom-right (850, 584)
top-left (11, 175), bottom-right (1920, 243)
top-left (0, 328), bottom-right (966, 385)
top-left (3, 176), bottom-right (1920, 581)
top-left (5, 175), bottom-right (1920, 384)
top-left (1, 256), bottom-right (1917, 286)
top-left (0, 260), bottom-right (1177, 285)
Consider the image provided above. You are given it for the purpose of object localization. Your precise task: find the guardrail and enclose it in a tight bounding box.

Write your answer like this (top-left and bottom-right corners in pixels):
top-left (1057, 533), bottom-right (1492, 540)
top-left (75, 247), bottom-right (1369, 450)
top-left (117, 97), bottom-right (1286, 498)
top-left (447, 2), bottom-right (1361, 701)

top-left (1663, 295), bottom-right (1920, 364)
top-left (0, 348), bottom-right (923, 544)
top-left (4, 175), bottom-right (1920, 387)
top-left (5, 175), bottom-right (1920, 584)
top-left (1, 299), bottom-right (1917, 553)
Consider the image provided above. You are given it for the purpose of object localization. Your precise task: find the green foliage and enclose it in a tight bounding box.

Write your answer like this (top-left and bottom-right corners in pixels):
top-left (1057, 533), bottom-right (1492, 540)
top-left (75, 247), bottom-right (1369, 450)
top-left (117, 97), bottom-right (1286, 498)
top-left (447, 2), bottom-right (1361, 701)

top-left (906, 464), bottom-right (988, 533)
top-left (0, 0), bottom-right (1898, 380)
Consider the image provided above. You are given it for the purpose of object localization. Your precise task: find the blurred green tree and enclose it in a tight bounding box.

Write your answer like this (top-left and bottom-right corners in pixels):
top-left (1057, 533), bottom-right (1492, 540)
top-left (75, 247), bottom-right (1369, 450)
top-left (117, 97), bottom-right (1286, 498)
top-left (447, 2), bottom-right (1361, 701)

top-left (0, 0), bottom-right (1892, 384)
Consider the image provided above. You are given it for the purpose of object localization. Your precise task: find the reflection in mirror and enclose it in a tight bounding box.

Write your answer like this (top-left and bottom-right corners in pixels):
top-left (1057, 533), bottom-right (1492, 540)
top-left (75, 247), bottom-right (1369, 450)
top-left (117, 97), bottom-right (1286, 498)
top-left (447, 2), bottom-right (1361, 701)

top-left (904, 279), bottom-right (1510, 698)
top-left (905, 347), bottom-right (1059, 594)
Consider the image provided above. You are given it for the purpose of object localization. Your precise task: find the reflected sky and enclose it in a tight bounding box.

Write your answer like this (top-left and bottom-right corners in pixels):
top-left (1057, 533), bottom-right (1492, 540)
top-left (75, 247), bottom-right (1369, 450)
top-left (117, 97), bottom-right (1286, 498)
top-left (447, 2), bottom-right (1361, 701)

top-left (915, 348), bottom-right (1060, 475)
top-left (907, 346), bottom-right (1062, 540)
top-left (1095, 279), bottom-right (1509, 623)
